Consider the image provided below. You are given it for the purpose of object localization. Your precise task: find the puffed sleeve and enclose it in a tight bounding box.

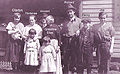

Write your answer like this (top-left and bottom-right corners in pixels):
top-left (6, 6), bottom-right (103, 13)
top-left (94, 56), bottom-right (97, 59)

top-left (23, 26), bottom-right (28, 39)
top-left (19, 23), bottom-right (24, 35)
top-left (6, 22), bottom-right (13, 30)
top-left (37, 25), bottom-right (43, 39)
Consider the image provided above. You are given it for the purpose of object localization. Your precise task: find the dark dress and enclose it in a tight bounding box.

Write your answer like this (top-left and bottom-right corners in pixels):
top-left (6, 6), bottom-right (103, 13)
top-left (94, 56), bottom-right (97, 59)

top-left (8, 37), bottom-right (22, 63)
top-left (6, 22), bottom-right (24, 70)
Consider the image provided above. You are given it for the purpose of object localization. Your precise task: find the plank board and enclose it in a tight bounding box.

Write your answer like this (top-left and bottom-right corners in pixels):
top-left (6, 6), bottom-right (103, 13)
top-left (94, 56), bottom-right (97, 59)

top-left (83, 1), bottom-right (113, 5)
top-left (83, 9), bottom-right (112, 13)
top-left (113, 49), bottom-right (120, 53)
top-left (114, 40), bottom-right (120, 44)
top-left (111, 53), bottom-right (120, 58)
top-left (81, 0), bottom-right (120, 58)
top-left (83, 5), bottom-right (112, 9)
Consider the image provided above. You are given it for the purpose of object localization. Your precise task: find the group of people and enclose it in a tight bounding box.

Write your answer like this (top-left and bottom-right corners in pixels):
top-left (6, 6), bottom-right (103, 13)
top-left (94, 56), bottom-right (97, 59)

top-left (6, 4), bottom-right (115, 74)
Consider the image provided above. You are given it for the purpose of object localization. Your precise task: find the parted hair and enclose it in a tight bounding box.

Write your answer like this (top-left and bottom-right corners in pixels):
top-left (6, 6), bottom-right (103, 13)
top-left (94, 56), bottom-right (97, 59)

top-left (28, 28), bottom-right (36, 35)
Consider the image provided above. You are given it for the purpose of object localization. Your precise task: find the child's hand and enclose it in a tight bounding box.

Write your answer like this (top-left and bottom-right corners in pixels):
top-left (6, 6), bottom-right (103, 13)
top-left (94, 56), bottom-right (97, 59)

top-left (15, 29), bottom-right (19, 33)
top-left (56, 49), bottom-right (59, 53)
top-left (54, 58), bottom-right (56, 61)
top-left (33, 37), bottom-right (38, 41)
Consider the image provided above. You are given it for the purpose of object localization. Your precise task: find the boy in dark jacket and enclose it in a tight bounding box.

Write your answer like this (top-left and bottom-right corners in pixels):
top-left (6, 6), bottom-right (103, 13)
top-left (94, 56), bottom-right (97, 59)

top-left (77, 19), bottom-right (94, 74)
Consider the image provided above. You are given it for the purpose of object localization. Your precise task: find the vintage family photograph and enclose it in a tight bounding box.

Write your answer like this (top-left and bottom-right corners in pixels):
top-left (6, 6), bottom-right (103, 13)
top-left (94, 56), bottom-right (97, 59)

top-left (0, 0), bottom-right (120, 74)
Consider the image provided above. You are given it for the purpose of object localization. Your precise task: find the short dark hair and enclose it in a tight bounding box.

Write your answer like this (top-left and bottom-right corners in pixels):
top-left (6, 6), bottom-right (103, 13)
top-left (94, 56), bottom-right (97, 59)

top-left (81, 19), bottom-right (91, 23)
top-left (43, 36), bottom-right (50, 43)
top-left (29, 28), bottom-right (36, 35)
top-left (98, 12), bottom-right (107, 19)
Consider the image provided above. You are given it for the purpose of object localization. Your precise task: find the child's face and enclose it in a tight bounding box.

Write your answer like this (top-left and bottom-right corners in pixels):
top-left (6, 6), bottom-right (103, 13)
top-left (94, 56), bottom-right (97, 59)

top-left (99, 14), bottom-right (107, 23)
top-left (29, 34), bottom-right (35, 39)
top-left (43, 40), bottom-right (50, 45)
top-left (83, 22), bottom-right (90, 29)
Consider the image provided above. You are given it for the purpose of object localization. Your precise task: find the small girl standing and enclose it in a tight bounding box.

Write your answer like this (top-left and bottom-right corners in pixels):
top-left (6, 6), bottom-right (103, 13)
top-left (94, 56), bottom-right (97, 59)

top-left (39, 36), bottom-right (56, 74)
top-left (24, 28), bottom-right (40, 71)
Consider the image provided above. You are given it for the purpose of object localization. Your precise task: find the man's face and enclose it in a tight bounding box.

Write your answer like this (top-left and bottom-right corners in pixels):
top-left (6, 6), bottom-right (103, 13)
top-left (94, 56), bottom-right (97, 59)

top-left (67, 9), bottom-right (75, 18)
top-left (99, 14), bottom-right (107, 23)
top-left (29, 16), bottom-right (36, 25)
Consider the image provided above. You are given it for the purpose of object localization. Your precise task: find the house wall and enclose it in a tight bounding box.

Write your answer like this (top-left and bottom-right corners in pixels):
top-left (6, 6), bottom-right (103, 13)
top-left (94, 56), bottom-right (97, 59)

top-left (112, 0), bottom-right (120, 58)
top-left (80, 0), bottom-right (120, 58)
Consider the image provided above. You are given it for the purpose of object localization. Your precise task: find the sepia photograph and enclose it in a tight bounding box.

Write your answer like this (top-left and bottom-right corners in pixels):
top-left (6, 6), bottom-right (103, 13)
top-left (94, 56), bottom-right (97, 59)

top-left (0, 0), bottom-right (120, 74)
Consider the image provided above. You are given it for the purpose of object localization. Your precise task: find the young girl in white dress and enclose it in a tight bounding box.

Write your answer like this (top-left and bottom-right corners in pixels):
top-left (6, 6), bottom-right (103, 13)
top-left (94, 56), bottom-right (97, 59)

top-left (39, 36), bottom-right (56, 74)
top-left (24, 28), bottom-right (40, 71)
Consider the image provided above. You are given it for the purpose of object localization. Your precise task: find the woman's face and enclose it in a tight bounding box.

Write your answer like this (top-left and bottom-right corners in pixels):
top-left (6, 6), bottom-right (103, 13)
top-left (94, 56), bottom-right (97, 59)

top-left (29, 16), bottom-right (36, 25)
top-left (14, 16), bottom-right (20, 23)
top-left (46, 16), bottom-right (54, 24)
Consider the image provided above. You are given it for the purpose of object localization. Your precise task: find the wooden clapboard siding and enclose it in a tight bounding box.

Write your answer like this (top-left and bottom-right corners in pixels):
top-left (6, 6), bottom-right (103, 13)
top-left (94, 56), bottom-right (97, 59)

top-left (83, 5), bottom-right (112, 9)
top-left (81, 0), bottom-right (120, 58)
top-left (83, 9), bottom-right (112, 13)
top-left (81, 0), bottom-right (113, 25)
top-left (82, 0), bottom-right (113, 4)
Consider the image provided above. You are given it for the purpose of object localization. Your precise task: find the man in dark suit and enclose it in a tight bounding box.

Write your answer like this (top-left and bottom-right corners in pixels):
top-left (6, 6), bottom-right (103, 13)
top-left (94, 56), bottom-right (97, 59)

top-left (61, 4), bottom-right (83, 74)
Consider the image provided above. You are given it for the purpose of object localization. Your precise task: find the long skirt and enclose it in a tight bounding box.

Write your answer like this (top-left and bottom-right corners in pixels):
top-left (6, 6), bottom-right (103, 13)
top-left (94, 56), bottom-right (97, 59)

top-left (8, 39), bottom-right (21, 63)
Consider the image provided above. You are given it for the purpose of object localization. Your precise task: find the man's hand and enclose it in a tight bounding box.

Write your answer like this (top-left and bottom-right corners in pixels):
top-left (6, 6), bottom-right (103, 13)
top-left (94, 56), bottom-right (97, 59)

top-left (75, 30), bottom-right (80, 36)
top-left (110, 48), bottom-right (113, 55)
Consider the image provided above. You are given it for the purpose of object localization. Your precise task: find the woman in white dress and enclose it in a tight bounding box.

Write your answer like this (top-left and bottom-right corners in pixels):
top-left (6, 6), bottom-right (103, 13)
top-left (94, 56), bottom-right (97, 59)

top-left (23, 15), bottom-right (42, 40)
top-left (23, 15), bottom-right (42, 71)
